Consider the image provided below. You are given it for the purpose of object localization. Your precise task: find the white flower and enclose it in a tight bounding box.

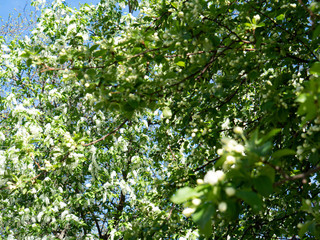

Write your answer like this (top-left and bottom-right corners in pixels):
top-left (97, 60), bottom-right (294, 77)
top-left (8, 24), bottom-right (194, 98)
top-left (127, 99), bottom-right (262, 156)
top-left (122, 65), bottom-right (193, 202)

top-left (253, 14), bottom-right (260, 22)
top-left (119, 2), bottom-right (126, 8)
top-left (49, 89), bottom-right (57, 96)
top-left (44, 160), bottom-right (52, 168)
top-left (225, 155), bottom-right (236, 165)
top-left (14, 104), bottom-right (26, 115)
top-left (215, 170), bottom-right (225, 181)
top-left (196, 179), bottom-right (204, 185)
top-left (67, 23), bottom-right (77, 34)
top-left (29, 124), bottom-right (42, 136)
top-left (52, 206), bottom-right (59, 212)
top-left (1, 44), bottom-right (10, 52)
top-left (218, 202), bottom-right (227, 212)
top-left (217, 148), bottom-right (224, 155)
top-left (297, 148), bottom-right (303, 155)
top-left (233, 126), bottom-right (243, 134)
top-left (59, 202), bottom-right (67, 208)
top-left (225, 187), bottom-right (236, 196)
top-left (192, 198), bottom-right (201, 206)
top-left (0, 132), bottom-right (5, 141)
top-left (37, 211), bottom-right (44, 222)
top-left (234, 144), bottom-right (245, 153)
top-left (221, 118), bottom-right (230, 129)
top-left (33, 0), bottom-right (46, 5)
top-left (204, 170), bottom-right (225, 185)
top-left (222, 138), bottom-right (238, 152)
top-left (31, 188), bottom-right (37, 194)
top-left (182, 207), bottom-right (195, 217)
top-left (61, 210), bottom-right (69, 220)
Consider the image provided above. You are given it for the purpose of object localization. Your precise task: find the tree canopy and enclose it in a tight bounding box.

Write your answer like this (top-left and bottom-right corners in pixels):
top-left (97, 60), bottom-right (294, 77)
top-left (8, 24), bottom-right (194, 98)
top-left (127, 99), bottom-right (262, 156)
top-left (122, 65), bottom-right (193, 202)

top-left (0, 0), bottom-right (320, 239)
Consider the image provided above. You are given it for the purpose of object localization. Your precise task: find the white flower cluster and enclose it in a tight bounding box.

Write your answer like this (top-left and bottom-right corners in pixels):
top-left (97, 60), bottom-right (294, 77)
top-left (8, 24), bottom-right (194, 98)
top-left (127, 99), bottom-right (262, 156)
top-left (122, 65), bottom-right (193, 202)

top-left (217, 128), bottom-right (245, 169)
top-left (182, 173), bottom-right (236, 217)
top-left (0, 151), bottom-right (6, 175)
top-left (0, 132), bottom-right (5, 141)
top-left (296, 117), bottom-right (320, 160)
top-left (203, 169), bottom-right (225, 185)
top-left (12, 104), bottom-right (41, 118)
top-left (178, 229), bottom-right (199, 240)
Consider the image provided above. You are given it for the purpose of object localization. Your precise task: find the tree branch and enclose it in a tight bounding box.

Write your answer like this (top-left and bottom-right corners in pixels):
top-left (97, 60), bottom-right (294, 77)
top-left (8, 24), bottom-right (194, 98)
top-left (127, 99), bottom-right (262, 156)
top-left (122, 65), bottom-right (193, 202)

top-left (195, 157), bottom-right (220, 172)
top-left (274, 166), bottom-right (320, 187)
top-left (82, 119), bottom-right (128, 146)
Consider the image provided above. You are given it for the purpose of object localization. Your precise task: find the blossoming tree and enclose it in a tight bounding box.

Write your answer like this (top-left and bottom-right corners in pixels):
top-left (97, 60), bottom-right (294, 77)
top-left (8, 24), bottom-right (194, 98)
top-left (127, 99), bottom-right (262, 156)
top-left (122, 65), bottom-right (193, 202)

top-left (1, 0), bottom-right (320, 239)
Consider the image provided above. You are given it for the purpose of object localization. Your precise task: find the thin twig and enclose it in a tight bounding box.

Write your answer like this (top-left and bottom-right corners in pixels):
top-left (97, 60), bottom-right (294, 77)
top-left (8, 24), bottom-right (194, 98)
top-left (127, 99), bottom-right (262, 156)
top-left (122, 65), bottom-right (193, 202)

top-left (217, 77), bottom-right (246, 109)
top-left (250, 3), bottom-right (319, 61)
top-left (166, 204), bottom-right (175, 220)
top-left (82, 119), bottom-right (128, 146)
top-left (195, 157), bottom-right (221, 172)
top-left (274, 166), bottom-right (320, 187)
top-left (168, 144), bottom-right (176, 161)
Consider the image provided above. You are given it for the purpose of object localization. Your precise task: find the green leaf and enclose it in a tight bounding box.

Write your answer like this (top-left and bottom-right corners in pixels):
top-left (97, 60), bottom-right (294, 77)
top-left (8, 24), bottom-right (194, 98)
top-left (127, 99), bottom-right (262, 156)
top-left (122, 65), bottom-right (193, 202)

top-left (310, 62), bottom-right (320, 75)
top-left (301, 199), bottom-right (312, 213)
top-left (59, 55), bottom-right (69, 64)
top-left (122, 102), bottom-right (135, 113)
top-left (298, 221), bottom-right (314, 237)
top-left (20, 51), bottom-right (30, 58)
top-left (236, 190), bottom-right (263, 213)
top-left (312, 25), bottom-right (320, 40)
top-left (93, 49), bottom-right (107, 57)
top-left (128, 98), bottom-right (139, 109)
top-left (258, 129), bottom-right (281, 144)
top-left (261, 166), bottom-right (276, 182)
top-left (115, 55), bottom-right (126, 62)
top-left (176, 61), bottom-right (185, 67)
top-left (256, 22), bottom-right (265, 27)
top-left (276, 14), bottom-right (285, 21)
top-left (248, 70), bottom-right (259, 80)
top-left (253, 175), bottom-right (273, 197)
top-left (272, 149), bottom-right (296, 158)
top-left (192, 204), bottom-right (215, 237)
top-left (170, 187), bottom-right (198, 204)
top-left (26, 58), bottom-right (32, 67)
top-left (170, 2), bottom-right (178, 9)
top-left (212, 36), bottom-right (220, 47)
top-left (89, 44), bottom-right (100, 52)
top-left (297, 95), bottom-right (317, 123)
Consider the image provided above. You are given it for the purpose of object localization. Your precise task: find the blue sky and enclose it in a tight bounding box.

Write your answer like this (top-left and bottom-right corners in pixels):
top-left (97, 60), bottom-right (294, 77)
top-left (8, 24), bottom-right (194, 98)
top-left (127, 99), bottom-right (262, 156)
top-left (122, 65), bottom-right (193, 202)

top-left (0, 0), bottom-right (100, 20)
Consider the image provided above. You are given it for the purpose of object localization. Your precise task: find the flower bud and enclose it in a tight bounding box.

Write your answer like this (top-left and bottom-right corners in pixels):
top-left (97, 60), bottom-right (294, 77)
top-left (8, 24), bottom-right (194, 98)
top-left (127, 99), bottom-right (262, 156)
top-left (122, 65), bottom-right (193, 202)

top-left (182, 207), bottom-right (195, 217)
top-left (192, 198), bottom-right (201, 206)
top-left (225, 187), bottom-right (236, 196)
top-left (233, 126), bottom-right (243, 134)
top-left (218, 202), bottom-right (227, 212)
